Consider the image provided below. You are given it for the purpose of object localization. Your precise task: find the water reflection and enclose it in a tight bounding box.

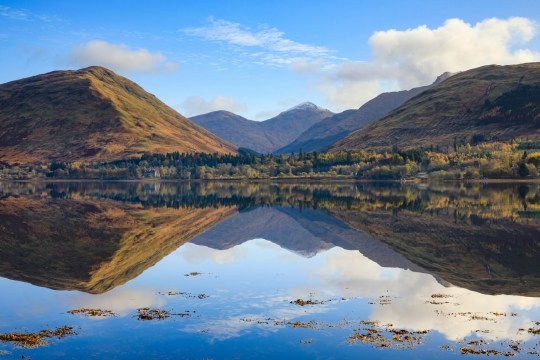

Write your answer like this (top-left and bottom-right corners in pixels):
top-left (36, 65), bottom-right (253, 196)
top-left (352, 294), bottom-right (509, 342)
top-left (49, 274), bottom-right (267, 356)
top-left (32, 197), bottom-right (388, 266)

top-left (180, 241), bottom-right (540, 343)
top-left (0, 181), bottom-right (539, 358)
top-left (1, 181), bottom-right (538, 296)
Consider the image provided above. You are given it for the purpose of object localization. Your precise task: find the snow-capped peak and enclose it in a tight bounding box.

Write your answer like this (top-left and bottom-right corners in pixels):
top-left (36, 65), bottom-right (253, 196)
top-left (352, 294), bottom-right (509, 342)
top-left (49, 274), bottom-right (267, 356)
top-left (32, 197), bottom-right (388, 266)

top-left (285, 102), bottom-right (320, 112)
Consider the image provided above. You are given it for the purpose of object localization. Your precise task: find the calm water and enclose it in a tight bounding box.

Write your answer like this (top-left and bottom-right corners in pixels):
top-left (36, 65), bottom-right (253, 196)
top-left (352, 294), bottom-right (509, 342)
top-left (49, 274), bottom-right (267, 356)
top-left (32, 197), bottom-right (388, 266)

top-left (0, 181), bottom-right (539, 359)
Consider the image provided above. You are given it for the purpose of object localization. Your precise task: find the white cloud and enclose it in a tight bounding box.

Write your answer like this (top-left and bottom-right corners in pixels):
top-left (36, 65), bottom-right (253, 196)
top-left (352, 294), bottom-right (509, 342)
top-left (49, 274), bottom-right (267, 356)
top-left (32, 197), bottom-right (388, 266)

top-left (180, 95), bottom-right (248, 117)
top-left (288, 58), bottom-right (324, 74)
top-left (70, 40), bottom-right (178, 73)
top-left (315, 17), bottom-right (540, 110)
top-left (181, 19), bottom-right (335, 67)
top-left (182, 19), bottom-right (331, 56)
top-left (0, 5), bottom-right (28, 20)
top-left (0, 5), bottom-right (59, 22)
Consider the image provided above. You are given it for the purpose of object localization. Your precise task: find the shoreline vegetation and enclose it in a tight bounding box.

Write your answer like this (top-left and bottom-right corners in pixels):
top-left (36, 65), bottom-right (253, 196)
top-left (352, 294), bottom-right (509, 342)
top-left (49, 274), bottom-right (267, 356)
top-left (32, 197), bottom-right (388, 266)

top-left (1, 140), bottom-right (539, 182)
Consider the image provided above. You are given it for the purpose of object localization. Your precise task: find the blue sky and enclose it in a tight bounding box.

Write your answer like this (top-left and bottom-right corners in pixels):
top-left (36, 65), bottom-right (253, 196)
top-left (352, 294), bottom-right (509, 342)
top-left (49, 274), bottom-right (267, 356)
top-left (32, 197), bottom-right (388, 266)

top-left (1, 0), bottom-right (540, 120)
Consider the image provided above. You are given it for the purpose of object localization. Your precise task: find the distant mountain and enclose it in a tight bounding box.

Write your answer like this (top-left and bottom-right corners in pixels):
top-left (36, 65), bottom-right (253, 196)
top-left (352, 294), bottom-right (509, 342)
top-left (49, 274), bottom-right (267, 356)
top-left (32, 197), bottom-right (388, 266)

top-left (0, 66), bottom-right (236, 164)
top-left (330, 63), bottom-right (540, 151)
top-left (190, 102), bottom-right (333, 154)
top-left (276, 74), bottom-right (452, 154)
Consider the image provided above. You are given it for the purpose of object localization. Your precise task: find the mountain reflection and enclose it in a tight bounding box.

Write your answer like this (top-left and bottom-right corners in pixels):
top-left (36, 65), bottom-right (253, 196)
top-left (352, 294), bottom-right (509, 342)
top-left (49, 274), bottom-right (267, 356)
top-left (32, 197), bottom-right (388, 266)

top-left (0, 181), bottom-right (539, 296)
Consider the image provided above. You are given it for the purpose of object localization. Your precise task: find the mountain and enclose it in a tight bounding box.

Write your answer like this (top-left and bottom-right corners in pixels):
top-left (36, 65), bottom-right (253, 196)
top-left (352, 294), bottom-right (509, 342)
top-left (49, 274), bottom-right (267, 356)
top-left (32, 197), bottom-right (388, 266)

top-left (190, 102), bottom-right (333, 154)
top-left (276, 74), bottom-right (452, 154)
top-left (0, 195), bottom-right (235, 293)
top-left (0, 66), bottom-right (236, 164)
top-left (330, 63), bottom-right (540, 151)
top-left (188, 111), bottom-right (270, 153)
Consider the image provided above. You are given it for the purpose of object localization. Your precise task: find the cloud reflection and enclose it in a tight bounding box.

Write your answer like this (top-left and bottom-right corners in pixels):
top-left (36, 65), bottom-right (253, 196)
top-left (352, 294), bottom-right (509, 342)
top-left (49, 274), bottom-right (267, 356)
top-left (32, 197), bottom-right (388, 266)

top-left (179, 240), bottom-right (540, 343)
top-left (67, 287), bottom-right (165, 317)
top-left (311, 248), bottom-right (540, 342)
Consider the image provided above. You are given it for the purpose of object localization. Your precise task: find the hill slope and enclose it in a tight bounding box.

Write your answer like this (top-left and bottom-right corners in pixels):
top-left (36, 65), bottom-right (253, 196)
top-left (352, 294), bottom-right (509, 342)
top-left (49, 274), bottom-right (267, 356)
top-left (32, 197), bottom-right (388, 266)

top-left (0, 66), bottom-right (236, 163)
top-left (190, 102), bottom-right (333, 153)
top-left (276, 74), bottom-right (451, 154)
top-left (331, 63), bottom-right (540, 151)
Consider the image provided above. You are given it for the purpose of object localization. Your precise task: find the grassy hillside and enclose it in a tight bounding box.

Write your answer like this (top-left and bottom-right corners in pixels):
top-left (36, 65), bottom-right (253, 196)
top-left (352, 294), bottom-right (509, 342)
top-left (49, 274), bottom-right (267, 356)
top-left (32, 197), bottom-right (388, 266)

top-left (331, 63), bottom-right (540, 151)
top-left (0, 66), bottom-right (236, 164)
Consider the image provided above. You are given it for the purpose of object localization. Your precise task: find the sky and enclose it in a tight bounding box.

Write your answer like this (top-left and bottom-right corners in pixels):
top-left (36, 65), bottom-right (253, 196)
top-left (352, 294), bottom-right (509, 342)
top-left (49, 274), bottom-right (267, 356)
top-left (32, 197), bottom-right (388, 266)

top-left (1, 0), bottom-right (540, 120)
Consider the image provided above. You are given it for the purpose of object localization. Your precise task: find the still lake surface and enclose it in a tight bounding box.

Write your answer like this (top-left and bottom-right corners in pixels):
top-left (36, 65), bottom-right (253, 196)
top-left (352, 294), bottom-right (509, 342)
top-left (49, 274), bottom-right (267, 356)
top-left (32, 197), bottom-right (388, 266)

top-left (0, 181), bottom-right (539, 359)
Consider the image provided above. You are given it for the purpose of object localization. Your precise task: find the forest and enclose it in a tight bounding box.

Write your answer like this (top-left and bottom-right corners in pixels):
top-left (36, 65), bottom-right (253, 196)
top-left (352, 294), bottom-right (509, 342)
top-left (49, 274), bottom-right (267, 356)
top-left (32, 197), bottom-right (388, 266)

top-left (1, 140), bottom-right (540, 181)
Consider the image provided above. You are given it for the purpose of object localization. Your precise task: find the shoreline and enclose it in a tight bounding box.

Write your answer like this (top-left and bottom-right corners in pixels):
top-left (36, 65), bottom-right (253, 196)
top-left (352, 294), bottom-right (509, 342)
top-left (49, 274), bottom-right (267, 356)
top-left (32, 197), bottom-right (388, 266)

top-left (2, 177), bottom-right (540, 184)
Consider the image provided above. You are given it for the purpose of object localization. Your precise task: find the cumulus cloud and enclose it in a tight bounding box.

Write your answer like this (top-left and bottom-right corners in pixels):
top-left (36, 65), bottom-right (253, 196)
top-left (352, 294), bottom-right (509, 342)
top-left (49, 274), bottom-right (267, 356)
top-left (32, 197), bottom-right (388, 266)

top-left (180, 95), bottom-right (248, 116)
top-left (315, 17), bottom-right (540, 110)
top-left (70, 40), bottom-right (178, 73)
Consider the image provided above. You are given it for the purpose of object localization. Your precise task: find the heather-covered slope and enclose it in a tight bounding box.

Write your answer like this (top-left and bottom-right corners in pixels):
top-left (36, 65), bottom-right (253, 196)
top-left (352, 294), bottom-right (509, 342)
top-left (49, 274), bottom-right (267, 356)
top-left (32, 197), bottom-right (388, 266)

top-left (0, 66), bottom-right (236, 164)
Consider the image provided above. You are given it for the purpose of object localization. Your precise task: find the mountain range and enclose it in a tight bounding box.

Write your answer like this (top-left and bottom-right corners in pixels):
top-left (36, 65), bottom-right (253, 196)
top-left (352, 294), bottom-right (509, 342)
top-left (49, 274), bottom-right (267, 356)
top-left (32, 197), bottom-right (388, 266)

top-left (190, 102), bottom-right (333, 154)
top-left (2, 62), bottom-right (540, 165)
top-left (276, 73), bottom-right (452, 154)
top-left (0, 66), bottom-right (236, 164)
top-left (331, 62), bottom-right (540, 151)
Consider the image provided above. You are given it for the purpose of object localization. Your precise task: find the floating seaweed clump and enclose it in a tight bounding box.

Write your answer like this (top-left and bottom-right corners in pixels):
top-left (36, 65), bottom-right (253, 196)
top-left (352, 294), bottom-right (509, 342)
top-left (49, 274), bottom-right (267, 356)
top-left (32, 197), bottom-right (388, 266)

top-left (460, 347), bottom-right (515, 356)
top-left (347, 325), bottom-right (430, 349)
top-left (136, 308), bottom-right (172, 320)
top-left (431, 294), bottom-right (453, 299)
top-left (426, 300), bottom-right (451, 305)
top-left (0, 326), bottom-right (76, 349)
top-left (136, 308), bottom-right (192, 320)
top-left (290, 299), bottom-right (325, 306)
top-left (67, 308), bottom-right (116, 317)
top-left (159, 291), bottom-right (208, 299)
top-left (184, 272), bottom-right (202, 277)
top-left (368, 296), bottom-right (392, 305)
top-left (289, 321), bottom-right (318, 329)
